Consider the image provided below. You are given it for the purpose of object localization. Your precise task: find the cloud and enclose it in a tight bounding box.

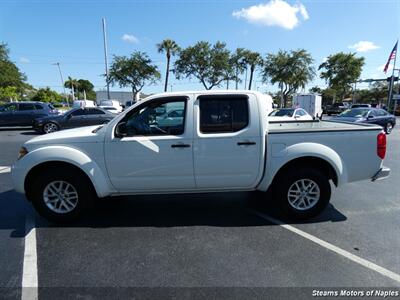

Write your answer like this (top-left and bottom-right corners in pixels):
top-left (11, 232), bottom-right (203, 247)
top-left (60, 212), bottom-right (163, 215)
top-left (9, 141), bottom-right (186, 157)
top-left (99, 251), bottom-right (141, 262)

top-left (19, 57), bottom-right (30, 63)
top-left (349, 41), bottom-right (380, 52)
top-left (232, 0), bottom-right (309, 30)
top-left (121, 34), bottom-right (139, 43)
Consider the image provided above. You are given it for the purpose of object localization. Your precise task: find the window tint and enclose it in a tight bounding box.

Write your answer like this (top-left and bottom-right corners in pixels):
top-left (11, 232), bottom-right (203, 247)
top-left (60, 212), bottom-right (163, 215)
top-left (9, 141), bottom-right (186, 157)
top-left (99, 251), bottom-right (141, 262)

top-left (199, 96), bottom-right (249, 133)
top-left (71, 109), bottom-right (86, 116)
top-left (86, 108), bottom-right (105, 115)
top-left (0, 104), bottom-right (18, 112)
top-left (35, 104), bottom-right (44, 110)
top-left (19, 103), bottom-right (36, 111)
top-left (123, 98), bottom-right (186, 136)
top-left (368, 110), bottom-right (377, 117)
top-left (376, 109), bottom-right (387, 116)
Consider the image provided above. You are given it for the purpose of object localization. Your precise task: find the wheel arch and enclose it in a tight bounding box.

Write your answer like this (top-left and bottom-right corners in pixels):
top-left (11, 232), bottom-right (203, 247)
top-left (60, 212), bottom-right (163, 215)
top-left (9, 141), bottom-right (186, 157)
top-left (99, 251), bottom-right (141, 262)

top-left (19, 146), bottom-right (113, 198)
top-left (271, 156), bottom-right (339, 190)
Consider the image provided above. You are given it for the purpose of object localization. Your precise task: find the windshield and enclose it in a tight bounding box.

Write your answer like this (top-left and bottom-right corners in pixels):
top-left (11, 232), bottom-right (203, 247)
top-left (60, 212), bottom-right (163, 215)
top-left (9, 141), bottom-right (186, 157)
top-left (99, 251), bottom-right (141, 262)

top-left (339, 108), bottom-right (370, 117)
top-left (269, 109), bottom-right (295, 117)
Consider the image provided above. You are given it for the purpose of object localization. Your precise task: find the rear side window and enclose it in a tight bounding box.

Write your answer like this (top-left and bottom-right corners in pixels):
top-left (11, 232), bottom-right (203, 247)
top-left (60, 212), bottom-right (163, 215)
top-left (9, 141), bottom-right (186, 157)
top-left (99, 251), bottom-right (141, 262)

top-left (35, 104), bottom-right (44, 110)
top-left (86, 108), bottom-right (105, 115)
top-left (199, 95), bottom-right (249, 133)
top-left (19, 103), bottom-right (36, 111)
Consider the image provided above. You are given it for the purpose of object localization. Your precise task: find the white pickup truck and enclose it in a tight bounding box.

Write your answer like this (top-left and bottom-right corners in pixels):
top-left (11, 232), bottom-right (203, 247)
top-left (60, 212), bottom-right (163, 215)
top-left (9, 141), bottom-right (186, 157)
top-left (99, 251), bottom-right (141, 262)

top-left (12, 91), bottom-right (390, 223)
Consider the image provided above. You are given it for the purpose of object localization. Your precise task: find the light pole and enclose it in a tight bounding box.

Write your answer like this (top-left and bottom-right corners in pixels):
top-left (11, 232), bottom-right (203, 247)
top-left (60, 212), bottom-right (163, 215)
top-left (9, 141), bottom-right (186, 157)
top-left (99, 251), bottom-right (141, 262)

top-left (53, 62), bottom-right (69, 107)
top-left (102, 18), bottom-right (110, 100)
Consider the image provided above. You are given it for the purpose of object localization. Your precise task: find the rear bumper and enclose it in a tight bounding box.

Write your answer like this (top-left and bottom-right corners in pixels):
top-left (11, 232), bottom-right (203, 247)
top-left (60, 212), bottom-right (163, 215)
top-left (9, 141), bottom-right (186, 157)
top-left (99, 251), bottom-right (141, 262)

top-left (371, 166), bottom-right (390, 181)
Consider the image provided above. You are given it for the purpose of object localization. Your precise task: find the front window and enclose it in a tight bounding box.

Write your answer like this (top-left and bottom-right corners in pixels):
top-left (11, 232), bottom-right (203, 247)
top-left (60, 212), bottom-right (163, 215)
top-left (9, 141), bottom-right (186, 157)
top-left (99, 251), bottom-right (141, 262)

top-left (70, 109), bottom-right (86, 116)
top-left (122, 98), bottom-right (187, 136)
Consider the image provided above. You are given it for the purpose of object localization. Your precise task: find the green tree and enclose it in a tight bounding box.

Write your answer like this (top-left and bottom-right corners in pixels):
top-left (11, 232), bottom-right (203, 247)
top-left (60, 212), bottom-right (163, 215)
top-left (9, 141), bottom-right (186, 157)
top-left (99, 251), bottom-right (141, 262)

top-left (243, 50), bottom-right (262, 90)
top-left (64, 77), bottom-right (79, 99)
top-left (174, 41), bottom-right (232, 90)
top-left (319, 52), bottom-right (365, 101)
top-left (31, 87), bottom-right (62, 103)
top-left (157, 39), bottom-right (180, 92)
top-left (231, 48), bottom-right (247, 89)
top-left (77, 79), bottom-right (95, 99)
top-left (0, 86), bottom-right (18, 101)
top-left (108, 52), bottom-right (160, 101)
top-left (0, 43), bottom-right (27, 90)
top-left (262, 49), bottom-right (315, 107)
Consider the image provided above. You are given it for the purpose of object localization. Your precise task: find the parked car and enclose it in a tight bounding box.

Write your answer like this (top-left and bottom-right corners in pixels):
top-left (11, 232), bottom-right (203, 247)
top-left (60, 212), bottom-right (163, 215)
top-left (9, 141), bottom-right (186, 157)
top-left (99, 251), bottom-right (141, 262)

top-left (268, 108), bottom-right (313, 121)
top-left (0, 101), bottom-right (58, 127)
top-left (99, 106), bottom-right (119, 114)
top-left (351, 103), bottom-right (371, 109)
top-left (99, 100), bottom-right (123, 113)
top-left (12, 90), bottom-right (390, 223)
top-left (33, 107), bottom-right (115, 134)
top-left (331, 108), bottom-right (396, 134)
top-left (324, 102), bottom-right (349, 115)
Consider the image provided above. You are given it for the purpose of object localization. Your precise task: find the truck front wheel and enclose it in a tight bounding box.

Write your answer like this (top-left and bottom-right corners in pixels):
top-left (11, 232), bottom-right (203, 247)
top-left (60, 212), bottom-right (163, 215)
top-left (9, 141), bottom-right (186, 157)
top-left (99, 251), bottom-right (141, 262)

top-left (275, 168), bottom-right (331, 220)
top-left (28, 167), bottom-right (95, 223)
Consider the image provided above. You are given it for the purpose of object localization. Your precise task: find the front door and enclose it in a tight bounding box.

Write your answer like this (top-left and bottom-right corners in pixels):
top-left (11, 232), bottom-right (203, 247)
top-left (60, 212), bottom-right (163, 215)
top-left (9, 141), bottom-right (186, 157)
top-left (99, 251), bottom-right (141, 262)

top-left (193, 94), bottom-right (262, 189)
top-left (104, 96), bottom-right (195, 192)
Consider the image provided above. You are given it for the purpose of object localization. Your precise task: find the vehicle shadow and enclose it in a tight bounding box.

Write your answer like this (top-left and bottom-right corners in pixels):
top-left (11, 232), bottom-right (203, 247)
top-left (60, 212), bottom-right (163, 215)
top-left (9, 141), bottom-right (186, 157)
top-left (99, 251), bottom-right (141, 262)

top-left (0, 189), bottom-right (347, 237)
top-left (20, 131), bottom-right (41, 136)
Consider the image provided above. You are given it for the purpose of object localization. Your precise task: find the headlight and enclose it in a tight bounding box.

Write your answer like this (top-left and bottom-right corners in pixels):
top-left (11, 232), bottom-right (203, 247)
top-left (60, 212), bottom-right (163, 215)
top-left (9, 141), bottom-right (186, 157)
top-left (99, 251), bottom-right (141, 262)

top-left (18, 147), bottom-right (28, 160)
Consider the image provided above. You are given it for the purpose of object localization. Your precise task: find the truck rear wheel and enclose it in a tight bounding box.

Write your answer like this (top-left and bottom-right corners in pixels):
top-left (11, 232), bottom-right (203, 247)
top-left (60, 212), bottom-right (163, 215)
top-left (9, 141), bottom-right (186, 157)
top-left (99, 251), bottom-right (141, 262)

top-left (28, 167), bottom-right (94, 223)
top-left (274, 168), bottom-right (331, 220)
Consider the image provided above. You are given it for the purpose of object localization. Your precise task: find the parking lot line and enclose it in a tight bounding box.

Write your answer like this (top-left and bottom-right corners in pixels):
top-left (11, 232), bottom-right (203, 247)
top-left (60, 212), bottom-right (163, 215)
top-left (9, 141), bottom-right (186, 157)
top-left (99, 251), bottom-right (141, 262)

top-left (0, 166), bottom-right (11, 174)
top-left (21, 215), bottom-right (38, 300)
top-left (251, 210), bottom-right (400, 284)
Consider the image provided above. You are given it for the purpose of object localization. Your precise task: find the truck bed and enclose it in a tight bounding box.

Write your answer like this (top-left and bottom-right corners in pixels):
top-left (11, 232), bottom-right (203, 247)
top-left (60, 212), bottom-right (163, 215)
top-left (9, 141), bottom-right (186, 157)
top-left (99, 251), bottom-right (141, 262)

top-left (268, 120), bottom-right (383, 134)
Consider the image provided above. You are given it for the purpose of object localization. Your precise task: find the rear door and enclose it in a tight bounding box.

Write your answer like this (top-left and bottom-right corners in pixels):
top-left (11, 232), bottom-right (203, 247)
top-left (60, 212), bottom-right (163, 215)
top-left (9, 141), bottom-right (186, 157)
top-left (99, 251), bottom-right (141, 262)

top-left (15, 103), bottom-right (37, 125)
top-left (0, 103), bottom-right (18, 126)
top-left (193, 94), bottom-right (262, 189)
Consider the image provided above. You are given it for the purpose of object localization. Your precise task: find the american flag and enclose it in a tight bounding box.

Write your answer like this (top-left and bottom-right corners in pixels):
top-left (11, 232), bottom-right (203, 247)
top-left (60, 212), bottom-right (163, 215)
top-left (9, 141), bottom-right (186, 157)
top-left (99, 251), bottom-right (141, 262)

top-left (383, 41), bottom-right (398, 73)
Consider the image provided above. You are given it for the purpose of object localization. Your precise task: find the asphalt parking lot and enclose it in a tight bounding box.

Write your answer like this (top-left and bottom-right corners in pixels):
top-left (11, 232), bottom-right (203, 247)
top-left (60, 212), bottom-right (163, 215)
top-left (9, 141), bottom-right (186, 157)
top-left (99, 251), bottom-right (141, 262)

top-left (0, 120), bottom-right (399, 299)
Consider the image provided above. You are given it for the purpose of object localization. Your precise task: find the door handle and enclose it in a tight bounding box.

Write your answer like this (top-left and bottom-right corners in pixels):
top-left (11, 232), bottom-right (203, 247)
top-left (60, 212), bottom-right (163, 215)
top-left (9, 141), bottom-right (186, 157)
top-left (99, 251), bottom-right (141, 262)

top-left (171, 143), bottom-right (191, 148)
top-left (237, 141), bottom-right (256, 146)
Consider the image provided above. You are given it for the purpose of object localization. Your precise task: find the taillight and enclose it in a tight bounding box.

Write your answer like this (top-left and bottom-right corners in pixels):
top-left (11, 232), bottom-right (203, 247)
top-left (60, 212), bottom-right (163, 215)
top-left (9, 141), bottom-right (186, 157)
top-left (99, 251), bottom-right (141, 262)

top-left (377, 132), bottom-right (386, 159)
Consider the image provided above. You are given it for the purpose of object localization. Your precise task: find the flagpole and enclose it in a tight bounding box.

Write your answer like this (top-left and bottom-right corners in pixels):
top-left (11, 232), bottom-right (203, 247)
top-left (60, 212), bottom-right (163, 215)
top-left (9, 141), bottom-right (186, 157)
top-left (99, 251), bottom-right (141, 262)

top-left (387, 40), bottom-right (398, 112)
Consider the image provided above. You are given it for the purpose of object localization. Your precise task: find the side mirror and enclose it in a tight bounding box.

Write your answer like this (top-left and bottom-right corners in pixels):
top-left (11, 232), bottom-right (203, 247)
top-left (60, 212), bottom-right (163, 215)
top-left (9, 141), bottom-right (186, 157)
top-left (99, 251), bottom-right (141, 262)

top-left (367, 115), bottom-right (374, 119)
top-left (115, 122), bottom-right (128, 138)
top-left (66, 114), bottom-right (72, 119)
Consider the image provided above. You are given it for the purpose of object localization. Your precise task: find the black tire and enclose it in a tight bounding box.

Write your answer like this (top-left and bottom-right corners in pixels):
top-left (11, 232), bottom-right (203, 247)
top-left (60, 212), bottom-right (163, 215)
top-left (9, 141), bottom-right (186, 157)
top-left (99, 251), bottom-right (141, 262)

top-left (27, 166), bottom-right (95, 223)
top-left (385, 122), bottom-right (393, 134)
top-left (42, 122), bottom-right (59, 134)
top-left (274, 168), bottom-right (331, 220)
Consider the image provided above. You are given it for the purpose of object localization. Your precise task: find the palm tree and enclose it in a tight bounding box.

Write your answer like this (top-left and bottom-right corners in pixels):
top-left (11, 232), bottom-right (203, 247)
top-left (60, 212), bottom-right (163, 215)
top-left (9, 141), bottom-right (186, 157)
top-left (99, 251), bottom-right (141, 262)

top-left (64, 76), bottom-right (79, 100)
top-left (243, 51), bottom-right (262, 90)
top-left (157, 39), bottom-right (180, 92)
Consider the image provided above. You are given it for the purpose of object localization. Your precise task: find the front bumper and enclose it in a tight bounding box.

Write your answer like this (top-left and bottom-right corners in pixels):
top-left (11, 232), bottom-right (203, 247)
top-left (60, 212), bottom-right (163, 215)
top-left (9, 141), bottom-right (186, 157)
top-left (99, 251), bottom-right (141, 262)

top-left (371, 166), bottom-right (391, 182)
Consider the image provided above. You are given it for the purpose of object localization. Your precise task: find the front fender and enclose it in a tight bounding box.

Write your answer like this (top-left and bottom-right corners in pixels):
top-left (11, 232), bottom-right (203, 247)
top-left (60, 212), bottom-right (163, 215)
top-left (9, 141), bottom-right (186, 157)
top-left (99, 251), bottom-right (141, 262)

top-left (257, 142), bottom-right (347, 191)
top-left (12, 145), bottom-right (112, 197)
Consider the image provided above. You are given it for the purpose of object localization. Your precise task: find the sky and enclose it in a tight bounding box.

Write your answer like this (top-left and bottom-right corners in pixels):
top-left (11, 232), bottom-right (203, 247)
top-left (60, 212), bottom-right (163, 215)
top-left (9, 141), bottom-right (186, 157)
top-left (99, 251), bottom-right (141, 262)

top-left (0, 0), bottom-right (399, 96)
